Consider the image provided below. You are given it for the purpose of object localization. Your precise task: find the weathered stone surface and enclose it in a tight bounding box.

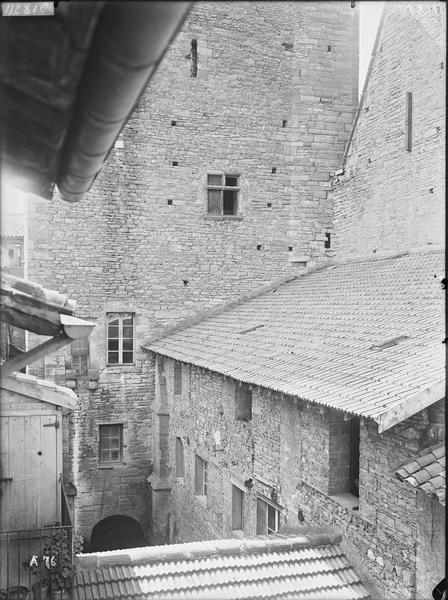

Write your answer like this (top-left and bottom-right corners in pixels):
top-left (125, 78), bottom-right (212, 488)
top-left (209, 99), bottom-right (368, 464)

top-left (26, 1), bottom-right (358, 544)
top-left (155, 358), bottom-right (437, 599)
top-left (330, 3), bottom-right (445, 258)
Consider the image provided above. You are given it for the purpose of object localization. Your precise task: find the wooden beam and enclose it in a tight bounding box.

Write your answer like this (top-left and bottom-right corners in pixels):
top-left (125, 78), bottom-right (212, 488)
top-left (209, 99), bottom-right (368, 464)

top-left (376, 379), bottom-right (445, 432)
top-left (1, 374), bottom-right (77, 409)
top-left (0, 333), bottom-right (72, 378)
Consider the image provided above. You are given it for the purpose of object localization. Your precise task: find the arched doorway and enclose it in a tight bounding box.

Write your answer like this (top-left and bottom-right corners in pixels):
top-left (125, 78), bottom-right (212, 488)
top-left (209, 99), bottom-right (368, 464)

top-left (89, 515), bottom-right (146, 552)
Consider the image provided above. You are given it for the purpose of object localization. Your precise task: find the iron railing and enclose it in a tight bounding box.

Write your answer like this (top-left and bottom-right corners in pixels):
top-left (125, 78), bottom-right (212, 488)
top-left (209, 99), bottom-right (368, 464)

top-left (0, 485), bottom-right (74, 599)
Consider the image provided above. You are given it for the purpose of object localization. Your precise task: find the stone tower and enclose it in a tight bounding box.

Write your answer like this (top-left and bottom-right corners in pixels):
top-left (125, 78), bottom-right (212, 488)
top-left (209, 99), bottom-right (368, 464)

top-left (26, 1), bottom-right (358, 547)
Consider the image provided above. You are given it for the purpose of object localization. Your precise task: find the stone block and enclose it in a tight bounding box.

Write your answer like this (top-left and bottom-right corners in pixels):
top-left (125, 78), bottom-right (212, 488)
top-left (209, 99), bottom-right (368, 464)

top-left (88, 369), bottom-right (100, 381)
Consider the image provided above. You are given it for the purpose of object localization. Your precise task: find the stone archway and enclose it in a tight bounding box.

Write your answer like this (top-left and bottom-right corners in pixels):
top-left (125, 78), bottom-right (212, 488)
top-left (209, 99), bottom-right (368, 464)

top-left (89, 515), bottom-right (146, 552)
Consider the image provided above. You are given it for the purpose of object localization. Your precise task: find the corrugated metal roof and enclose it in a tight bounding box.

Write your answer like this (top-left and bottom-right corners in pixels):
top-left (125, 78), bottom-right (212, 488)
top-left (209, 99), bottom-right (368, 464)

top-left (1, 212), bottom-right (24, 238)
top-left (396, 442), bottom-right (445, 506)
top-left (74, 533), bottom-right (370, 600)
top-left (147, 248), bottom-right (444, 431)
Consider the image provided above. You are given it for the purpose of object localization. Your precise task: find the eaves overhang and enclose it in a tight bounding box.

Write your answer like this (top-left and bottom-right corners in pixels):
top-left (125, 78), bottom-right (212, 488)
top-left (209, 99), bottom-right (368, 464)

top-left (0, 1), bottom-right (193, 201)
top-left (0, 272), bottom-right (95, 378)
top-left (1, 371), bottom-right (77, 410)
top-left (372, 379), bottom-right (446, 433)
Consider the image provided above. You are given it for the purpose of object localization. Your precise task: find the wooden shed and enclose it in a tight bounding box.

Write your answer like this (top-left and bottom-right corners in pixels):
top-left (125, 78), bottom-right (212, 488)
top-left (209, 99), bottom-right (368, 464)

top-left (0, 372), bottom-right (76, 531)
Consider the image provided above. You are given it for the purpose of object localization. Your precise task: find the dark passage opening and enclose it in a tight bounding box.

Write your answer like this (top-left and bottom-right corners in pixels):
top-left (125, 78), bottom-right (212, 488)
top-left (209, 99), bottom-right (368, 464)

top-left (89, 515), bottom-right (146, 552)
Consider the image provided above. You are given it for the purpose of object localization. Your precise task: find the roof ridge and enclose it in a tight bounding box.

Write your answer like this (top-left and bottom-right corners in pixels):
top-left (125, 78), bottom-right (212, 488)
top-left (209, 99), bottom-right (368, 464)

top-left (77, 532), bottom-right (343, 571)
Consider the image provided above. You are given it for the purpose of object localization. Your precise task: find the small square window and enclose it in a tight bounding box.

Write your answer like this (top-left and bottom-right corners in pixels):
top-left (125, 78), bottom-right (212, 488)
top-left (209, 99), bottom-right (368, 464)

top-left (99, 424), bottom-right (123, 463)
top-left (256, 498), bottom-right (280, 535)
top-left (107, 313), bottom-right (134, 365)
top-left (195, 454), bottom-right (208, 495)
top-left (207, 173), bottom-right (240, 216)
top-left (235, 385), bottom-right (252, 421)
top-left (232, 485), bottom-right (244, 530)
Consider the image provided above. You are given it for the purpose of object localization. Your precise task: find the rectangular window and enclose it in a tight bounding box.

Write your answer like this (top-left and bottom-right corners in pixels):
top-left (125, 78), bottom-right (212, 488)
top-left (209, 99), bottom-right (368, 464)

top-left (235, 385), bottom-right (252, 421)
top-left (99, 424), bottom-right (123, 463)
top-left (405, 91), bottom-right (412, 151)
top-left (107, 313), bottom-right (134, 365)
top-left (328, 416), bottom-right (360, 497)
top-left (207, 174), bottom-right (240, 216)
top-left (194, 454), bottom-right (208, 495)
top-left (175, 437), bottom-right (185, 477)
top-left (232, 485), bottom-right (244, 530)
top-left (174, 361), bottom-right (182, 395)
top-left (256, 498), bottom-right (280, 535)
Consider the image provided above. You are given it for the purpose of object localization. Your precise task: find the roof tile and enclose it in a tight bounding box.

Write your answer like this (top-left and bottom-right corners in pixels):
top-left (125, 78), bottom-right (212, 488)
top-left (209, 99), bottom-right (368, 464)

top-left (395, 443), bottom-right (445, 505)
top-left (74, 534), bottom-right (370, 600)
top-left (146, 249), bottom-right (444, 427)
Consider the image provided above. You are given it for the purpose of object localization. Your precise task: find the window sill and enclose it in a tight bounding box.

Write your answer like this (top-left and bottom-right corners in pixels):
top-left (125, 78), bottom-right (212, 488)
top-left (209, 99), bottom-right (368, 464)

top-left (204, 215), bottom-right (243, 222)
top-left (329, 493), bottom-right (359, 511)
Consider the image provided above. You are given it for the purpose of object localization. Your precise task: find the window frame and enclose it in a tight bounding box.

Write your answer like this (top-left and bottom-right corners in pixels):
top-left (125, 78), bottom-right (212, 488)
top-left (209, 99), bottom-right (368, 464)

top-left (99, 423), bottom-right (123, 464)
top-left (206, 173), bottom-right (241, 217)
top-left (256, 496), bottom-right (280, 535)
top-left (106, 312), bottom-right (135, 366)
top-left (194, 454), bottom-right (208, 496)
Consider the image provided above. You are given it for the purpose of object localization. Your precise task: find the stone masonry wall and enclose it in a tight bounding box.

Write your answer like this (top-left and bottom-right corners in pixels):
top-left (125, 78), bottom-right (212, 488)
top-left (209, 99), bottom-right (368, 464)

top-left (160, 358), bottom-right (441, 599)
top-left (26, 1), bottom-right (358, 542)
top-left (330, 2), bottom-right (445, 258)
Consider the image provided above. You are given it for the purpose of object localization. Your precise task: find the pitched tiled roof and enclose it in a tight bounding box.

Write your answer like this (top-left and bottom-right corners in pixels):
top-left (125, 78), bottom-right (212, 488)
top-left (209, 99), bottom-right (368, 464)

top-left (74, 533), bottom-right (370, 600)
top-left (395, 442), bottom-right (445, 505)
top-left (1, 212), bottom-right (24, 238)
top-left (146, 248), bottom-right (444, 432)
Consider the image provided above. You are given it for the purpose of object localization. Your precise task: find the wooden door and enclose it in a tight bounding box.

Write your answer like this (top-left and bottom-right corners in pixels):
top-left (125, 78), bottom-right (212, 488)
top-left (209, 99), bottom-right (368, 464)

top-left (0, 413), bottom-right (61, 531)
